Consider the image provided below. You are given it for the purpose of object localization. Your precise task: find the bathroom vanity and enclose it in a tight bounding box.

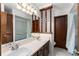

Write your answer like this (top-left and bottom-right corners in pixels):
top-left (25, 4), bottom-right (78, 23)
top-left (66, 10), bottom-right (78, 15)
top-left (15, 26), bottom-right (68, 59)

top-left (1, 33), bottom-right (54, 56)
top-left (2, 38), bottom-right (50, 56)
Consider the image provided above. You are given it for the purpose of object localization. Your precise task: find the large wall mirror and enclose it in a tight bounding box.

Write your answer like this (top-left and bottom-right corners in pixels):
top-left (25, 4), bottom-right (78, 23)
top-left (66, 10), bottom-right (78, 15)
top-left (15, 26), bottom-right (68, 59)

top-left (15, 16), bottom-right (32, 41)
top-left (0, 3), bottom-right (32, 44)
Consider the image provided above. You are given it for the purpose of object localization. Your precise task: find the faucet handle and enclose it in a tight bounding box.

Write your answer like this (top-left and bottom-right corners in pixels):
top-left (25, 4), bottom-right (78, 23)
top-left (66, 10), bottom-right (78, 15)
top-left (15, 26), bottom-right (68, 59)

top-left (11, 43), bottom-right (19, 50)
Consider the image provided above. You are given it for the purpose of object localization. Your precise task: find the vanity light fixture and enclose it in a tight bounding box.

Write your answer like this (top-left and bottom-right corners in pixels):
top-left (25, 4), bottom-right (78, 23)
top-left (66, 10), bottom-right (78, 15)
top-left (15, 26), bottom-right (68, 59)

top-left (22, 3), bottom-right (27, 8)
top-left (34, 10), bottom-right (37, 15)
top-left (26, 10), bottom-right (29, 14)
top-left (22, 8), bottom-right (26, 12)
top-left (16, 3), bottom-right (22, 10)
top-left (16, 3), bottom-right (38, 16)
top-left (31, 8), bottom-right (34, 12)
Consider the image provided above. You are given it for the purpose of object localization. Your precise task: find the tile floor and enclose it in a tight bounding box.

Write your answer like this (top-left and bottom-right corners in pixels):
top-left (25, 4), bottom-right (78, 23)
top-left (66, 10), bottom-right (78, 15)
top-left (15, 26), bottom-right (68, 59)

top-left (52, 47), bottom-right (72, 56)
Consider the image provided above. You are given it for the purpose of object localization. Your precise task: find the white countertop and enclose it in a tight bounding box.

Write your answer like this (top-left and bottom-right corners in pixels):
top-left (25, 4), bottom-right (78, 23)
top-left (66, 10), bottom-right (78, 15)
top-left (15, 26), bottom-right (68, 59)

top-left (2, 38), bottom-right (50, 56)
top-left (1, 33), bottom-right (55, 56)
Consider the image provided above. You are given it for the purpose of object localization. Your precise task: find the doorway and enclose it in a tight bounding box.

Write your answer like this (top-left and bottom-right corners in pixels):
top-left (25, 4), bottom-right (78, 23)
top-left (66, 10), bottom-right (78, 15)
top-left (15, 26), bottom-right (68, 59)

top-left (54, 15), bottom-right (67, 49)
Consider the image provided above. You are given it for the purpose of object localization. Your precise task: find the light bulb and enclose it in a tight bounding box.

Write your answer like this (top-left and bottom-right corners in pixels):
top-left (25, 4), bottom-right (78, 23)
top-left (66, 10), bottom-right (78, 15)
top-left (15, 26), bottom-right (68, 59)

top-left (16, 4), bottom-right (21, 10)
top-left (26, 10), bottom-right (29, 14)
top-left (29, 12), bottom-right (32, 15)
top-left (34, 10), bottom-right (37, 15)
top-left (22, 8), bottom-right (26, 12)
top-left (31, 8), bottom-right (34, 12)
top-left (22, 3), bottom-right (27, 8)
top-left (27, 5), bottom-right (31, 10)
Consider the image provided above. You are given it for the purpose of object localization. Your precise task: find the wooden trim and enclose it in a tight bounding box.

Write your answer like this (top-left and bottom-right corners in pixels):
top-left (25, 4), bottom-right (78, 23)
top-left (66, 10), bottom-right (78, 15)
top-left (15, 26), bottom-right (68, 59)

top-left (45, 10), bottom-right (47, 32)
top-left (54, 15), bottom-right (67, 18)
top-left (40, 5), bottom-right (53, 11)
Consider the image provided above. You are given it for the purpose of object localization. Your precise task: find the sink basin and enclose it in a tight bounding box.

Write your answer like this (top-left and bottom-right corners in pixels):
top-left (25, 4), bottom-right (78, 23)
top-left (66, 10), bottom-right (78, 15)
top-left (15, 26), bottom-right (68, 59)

top-left (7, 47), bottom-right (31, 56)
top-left (37, 39), bottom-right (46, 42)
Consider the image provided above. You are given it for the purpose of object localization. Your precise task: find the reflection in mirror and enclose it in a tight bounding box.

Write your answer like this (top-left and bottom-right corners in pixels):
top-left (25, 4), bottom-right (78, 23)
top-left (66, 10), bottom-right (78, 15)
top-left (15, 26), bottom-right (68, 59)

top-left (15, 16), bottom-right (32, 41)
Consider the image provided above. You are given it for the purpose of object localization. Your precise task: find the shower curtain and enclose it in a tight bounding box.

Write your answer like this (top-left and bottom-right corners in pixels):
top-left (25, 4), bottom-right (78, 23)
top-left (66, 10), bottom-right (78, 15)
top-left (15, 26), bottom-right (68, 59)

top-left (66, 14), bottom-right (76, 54)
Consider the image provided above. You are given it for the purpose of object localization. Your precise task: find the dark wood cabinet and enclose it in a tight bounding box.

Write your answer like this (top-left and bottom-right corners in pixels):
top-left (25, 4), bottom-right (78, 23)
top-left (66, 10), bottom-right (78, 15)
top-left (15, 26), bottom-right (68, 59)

top-left (43, 41), bottom-right (49, 56)
top-left (33, 52), bottom-right (38, 56)
top-left (32, 20), bottom-right (40, 32)
top-left (1, 12), bottom-right (13, 44)
top-left (37, 47), bottom-right (43, 56)
top-left (33, 41), bottom-right (49, 56)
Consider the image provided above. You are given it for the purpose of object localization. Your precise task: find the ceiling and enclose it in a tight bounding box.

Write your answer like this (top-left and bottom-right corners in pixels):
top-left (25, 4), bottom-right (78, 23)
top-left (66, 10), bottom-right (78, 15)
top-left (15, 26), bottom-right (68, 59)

top-left (53, 3), bottom-right (74, 10)
top-left (4, 3), bottom-right (75, 16)
top-left (33, 3), bottom-right (74, 10)
top-left (4, 3), bottom-right (74, 11)
top-left (32, 3), bottom-right (52, 9)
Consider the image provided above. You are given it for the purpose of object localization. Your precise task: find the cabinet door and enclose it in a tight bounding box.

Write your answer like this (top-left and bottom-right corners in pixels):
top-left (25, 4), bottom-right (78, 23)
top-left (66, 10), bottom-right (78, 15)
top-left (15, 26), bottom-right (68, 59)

top-left (37, 48), bottom-right (43, 56)
top-left (7, 13), bottom-right (13, 43)
top-left (33, 52), bottom-right (37, 56)
top-left (1, 12), bottom-right (13, 44)
top-left (1, 12), bottom-right (7, 44)
top-left (32, 20), bottom-right (40, 32)
top-left (36, 20), bottom-right (40, 32)
top-left (32, 41), bottom-right (49, 56)
top-left (43, 41), bottom-right (49, 56)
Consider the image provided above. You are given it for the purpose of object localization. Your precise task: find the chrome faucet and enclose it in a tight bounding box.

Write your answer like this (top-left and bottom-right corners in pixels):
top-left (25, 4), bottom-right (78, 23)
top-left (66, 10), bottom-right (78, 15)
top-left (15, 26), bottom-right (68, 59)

top-left (8, 42), bottom-right (19, 50)
top-left (36, 36), bottom-right (40, 40)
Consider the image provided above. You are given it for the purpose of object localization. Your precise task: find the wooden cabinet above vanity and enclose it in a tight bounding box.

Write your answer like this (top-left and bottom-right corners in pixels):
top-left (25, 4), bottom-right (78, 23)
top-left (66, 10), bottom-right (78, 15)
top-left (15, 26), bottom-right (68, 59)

top-left (0, 12), bottom-right (13, 44)
top-left (32, 15), bottom-right (40, 32)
